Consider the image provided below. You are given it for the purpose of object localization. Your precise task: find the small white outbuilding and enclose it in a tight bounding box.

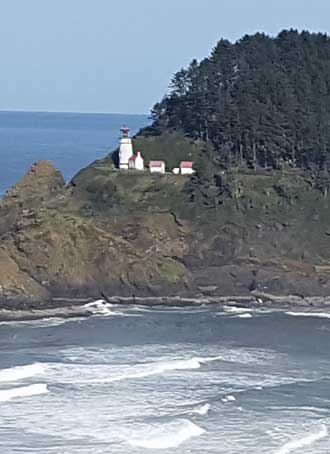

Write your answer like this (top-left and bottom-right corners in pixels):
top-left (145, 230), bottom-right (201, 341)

top-left (180, 161), bottom-right (194, 175)
top-left (128, 152), bottom-right (144, 171)
top-left (149, 160), bottom-right (165, 174)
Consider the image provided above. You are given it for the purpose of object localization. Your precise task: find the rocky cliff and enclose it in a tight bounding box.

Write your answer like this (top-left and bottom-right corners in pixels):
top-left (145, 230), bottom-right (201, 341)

top-left (1, 131), bottom-right (330, 308)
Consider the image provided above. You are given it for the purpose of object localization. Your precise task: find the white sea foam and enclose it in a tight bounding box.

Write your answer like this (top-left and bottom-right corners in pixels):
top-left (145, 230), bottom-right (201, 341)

top-left (84, 299), bottom-right (138, 317)
top-left (222, 395), bottom-right (236, 403)
top-left (0, 383), bottom-right (49, 402)
top-left (84, 299), bottom-right (111, 308)
top-left (70, 355), bottom-right (224, 385)
top-left (223, 306), bottom-right (253, 314)
top-left (80, 357), bottom-right (205, 383)
top-left (267, 405), bottom-right (330, 415)
top-left (51, 349), bottom-right (287, 387)
top-left (275, 424), bottom-right (328, 454)
top-left (127, 419), bottom-right (205, 449)
top-left (177, 399), bottom-right (205, 406)
top-left (286, 311), bottom-right (330, 319)
top-left (236, 313), bottom-right (253, 319)
top-left (0, 363), bottom-right (47, 383)
top-left (191, 403), bottom-right (210, 415)
top-left (84, 300), bottom-right (118, 316)
top-left (0, 317), bottom-right (81, 328)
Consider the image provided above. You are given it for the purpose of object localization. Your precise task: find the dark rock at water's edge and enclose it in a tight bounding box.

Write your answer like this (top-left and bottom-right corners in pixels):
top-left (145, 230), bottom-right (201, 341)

top-left (2, 293), bottom-right (330, 323)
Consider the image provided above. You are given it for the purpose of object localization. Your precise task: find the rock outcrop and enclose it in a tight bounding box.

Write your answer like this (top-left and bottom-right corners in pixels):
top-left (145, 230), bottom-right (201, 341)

top-left (1, 146), bottom-right (330, 308)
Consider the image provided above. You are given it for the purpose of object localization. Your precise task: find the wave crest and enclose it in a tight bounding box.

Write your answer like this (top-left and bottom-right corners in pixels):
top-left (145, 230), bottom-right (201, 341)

top-left (84, 300), bottom-right (117, 316)
top-left (0, 383), bottom-right (49, 402)
top-left (81, 357), bottom-right (204, 384)
top-left (79, 356), bottom-right (226, 383)
top-left (286, 311), bottom-right (330, 319)
top-left (0, 363), bottom-right (47, 383)
top-left (223, 306), bottom-right (253, 314)
top-left (275, 425), bottom-right (328, 454)
top-left (128, 419), bottom-right (205, 449)
top-left (191, 403), bottom-right (210, 415)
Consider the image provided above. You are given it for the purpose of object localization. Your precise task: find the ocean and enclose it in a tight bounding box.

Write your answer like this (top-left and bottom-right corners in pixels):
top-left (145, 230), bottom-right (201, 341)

top-left (0, 303), bottom-right (330, 453)
top-left (0, 111), bottom-right (149, 195)
top-left (0, 111), bottom-right (330, 453)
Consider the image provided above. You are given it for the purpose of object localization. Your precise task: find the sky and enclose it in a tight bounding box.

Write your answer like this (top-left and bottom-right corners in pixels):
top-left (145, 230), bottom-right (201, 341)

top-left (0, 0), bottom-right (330, 114)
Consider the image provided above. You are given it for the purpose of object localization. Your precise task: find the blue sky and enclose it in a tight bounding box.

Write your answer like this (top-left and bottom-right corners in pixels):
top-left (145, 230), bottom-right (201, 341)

top-left (0, 0), bottom-right (329, 114)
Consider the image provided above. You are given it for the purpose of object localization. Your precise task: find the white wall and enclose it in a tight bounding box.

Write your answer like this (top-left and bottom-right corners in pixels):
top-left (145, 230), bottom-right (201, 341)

top-left (135, 153), bottom-right (144, 170)
top-left (180, 167), bottom-right (194, 175)
top-left (150, 163), bottom-right (165, 174)
top-left (119, 137), bottom-right (133, 167)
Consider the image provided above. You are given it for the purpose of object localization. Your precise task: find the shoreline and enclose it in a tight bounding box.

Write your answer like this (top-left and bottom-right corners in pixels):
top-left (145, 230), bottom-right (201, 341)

top-left (1, 292), bottom-right (330, 323)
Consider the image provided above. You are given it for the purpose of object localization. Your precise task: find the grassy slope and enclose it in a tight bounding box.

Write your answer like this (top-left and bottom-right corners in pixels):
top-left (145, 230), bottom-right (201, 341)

top-left (70, 132), bottom-right (330, 268)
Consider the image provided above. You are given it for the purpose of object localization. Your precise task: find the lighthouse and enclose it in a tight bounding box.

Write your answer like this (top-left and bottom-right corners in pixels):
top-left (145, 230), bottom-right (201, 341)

top-left (119, 126), bottom-right (134, 170)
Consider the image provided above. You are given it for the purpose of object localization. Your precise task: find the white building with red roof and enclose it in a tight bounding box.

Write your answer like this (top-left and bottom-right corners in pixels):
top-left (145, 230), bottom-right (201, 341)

top-left (149, 160), bottom-right (165, 174)
top-left (180, 161), bottom-right (194, 175)
top-left (128, 152), bottom-right (144, 171)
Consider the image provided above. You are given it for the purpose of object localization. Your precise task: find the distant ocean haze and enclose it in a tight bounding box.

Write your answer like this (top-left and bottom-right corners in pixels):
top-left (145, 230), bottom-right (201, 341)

top-left (0, 111), bottom-right (149, 195)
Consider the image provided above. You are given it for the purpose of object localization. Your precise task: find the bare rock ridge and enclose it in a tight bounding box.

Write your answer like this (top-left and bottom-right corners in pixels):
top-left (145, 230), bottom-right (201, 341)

top-left (5, 160), bottom-right (65, 203)
top-left (0, 161), bottom-right (65, 305)
top-left (0, 160), bottom-right (65, 239)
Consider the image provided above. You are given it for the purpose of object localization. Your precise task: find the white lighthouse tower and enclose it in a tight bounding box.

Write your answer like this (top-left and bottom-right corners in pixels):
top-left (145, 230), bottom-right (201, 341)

top-left (119, 126), bottom-right (134, 170)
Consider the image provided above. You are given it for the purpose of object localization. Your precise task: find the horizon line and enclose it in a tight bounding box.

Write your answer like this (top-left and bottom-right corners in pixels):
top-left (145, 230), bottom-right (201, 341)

top-left (0, 109), bottom-right (149, 116)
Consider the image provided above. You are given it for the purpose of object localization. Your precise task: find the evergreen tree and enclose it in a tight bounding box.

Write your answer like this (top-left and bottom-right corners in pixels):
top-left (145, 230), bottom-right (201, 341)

top-left (150, 30), bottom-right (330, 182)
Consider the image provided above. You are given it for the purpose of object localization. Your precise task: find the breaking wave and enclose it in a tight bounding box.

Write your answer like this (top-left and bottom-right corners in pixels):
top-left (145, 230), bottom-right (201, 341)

top-left (0, 383), bottom-right (49, 402)
top-left (222, 395), bottom-right (236, 403)
top-left (191, 403), bottom-right (210, 415)
top-left (83, 300), bottom-right (137, 317)
top-left (79, 356), bottom-right (210, 383)
top-left (66, 355), bottom-right (225, 385)
top-left (84, 299), bottom-right (118, 316)
top-left (0, 363), bottom-right (47, 383)
top-left (236, 313), bottom-right (253, 319)
top-left (223, 306), bottom-right (253, 314)
top-left (127, 419), bottom-right (205, 449)
top-left (286, 311), bottom-right (330, 319)
top-left (274, 424), bottom-right (328, 454)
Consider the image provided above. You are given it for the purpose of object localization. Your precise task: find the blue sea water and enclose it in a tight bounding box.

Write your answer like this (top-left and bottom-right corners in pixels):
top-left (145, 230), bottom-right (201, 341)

top-left (0, 111), bottom-right (149, 195)
top-left (0, 304), bottom-right (330, 453)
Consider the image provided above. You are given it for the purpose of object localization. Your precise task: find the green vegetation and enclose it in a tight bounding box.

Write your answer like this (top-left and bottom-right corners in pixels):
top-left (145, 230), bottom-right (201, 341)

top-left (149, 30), bottom-right (330, 195)
top-left (70, 157), bottom-right (189, 214)
top-left (133, 132), bottom-right (202, 170)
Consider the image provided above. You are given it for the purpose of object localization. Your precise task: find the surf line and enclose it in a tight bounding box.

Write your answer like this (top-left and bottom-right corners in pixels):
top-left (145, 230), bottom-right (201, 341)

top-left (275, 424), bottom-right (328, 454)
top-left (0, 383), bottom-right (49, 402)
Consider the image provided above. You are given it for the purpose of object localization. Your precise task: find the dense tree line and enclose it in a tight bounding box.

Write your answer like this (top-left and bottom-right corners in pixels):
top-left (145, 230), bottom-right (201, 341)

top-left (150, 30), bottom-right (330, 188)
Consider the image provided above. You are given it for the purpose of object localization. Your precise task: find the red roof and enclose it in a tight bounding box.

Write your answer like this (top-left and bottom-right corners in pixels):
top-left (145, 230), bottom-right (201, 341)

top-left (129, 154), bottom-right (137, 161)
top-left (121, 125), bottom-right (130, 132)
top-left (149, 160), bottom-right (165, 167)
top-left (180, 161), bottom-right (193, 168)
